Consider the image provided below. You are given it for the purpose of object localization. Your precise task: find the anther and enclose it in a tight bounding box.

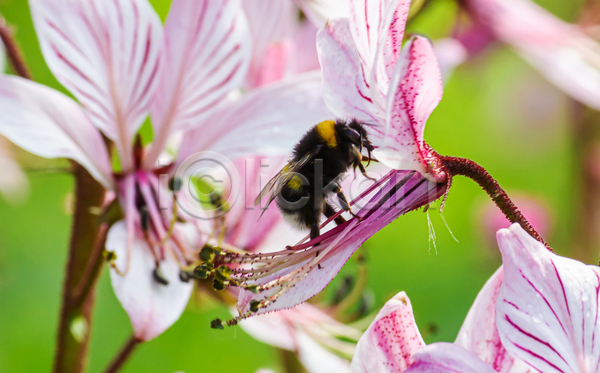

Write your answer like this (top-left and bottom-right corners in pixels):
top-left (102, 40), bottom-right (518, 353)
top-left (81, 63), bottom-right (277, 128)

top-left (153, 267), bottom-right (169, 285)
top-left (179, 270), bottom-right (193, 283)
top-left (104, 250), bottom-right (117, 262)
top-left (245, 285), bottom-right (259, 294)
top-left (214, 266), bottom-right (231, 282)
top-left (249, 300), bottom-right (260, 313)
top-left (193, 265), bottom-right (208, 279)
top-left (140, 206), bottom-right (150, 231)
top-left (199, 244), bottom-right (217, 262)
top-left (212, 279), bottom-right (226, 291)
top-left (210, 318), bottom-right (224, 330)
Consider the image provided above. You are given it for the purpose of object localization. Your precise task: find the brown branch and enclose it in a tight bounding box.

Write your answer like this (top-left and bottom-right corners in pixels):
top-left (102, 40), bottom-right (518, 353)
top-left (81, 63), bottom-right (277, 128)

top-left (53, 163), bottom-right (107, 373)
top-left (104, 336), bottom-right (141, 373)
top-left (0, 17), bottom-right (32, 79)
top-left (439, 155), bottom-right (551, 250)
top-left (72, 222), bottom-right (109, 307)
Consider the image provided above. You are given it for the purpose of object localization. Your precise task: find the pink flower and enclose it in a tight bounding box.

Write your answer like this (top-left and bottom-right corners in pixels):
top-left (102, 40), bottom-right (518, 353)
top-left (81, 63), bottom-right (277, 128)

top-left (353, 223), bottom-right (600, 372)
top-left (207, 0), bottom-right (448, 321)
top-left (460, 0), bottom-right (600, 110)
top-left (318, 0), bottom-right (446, 181)
top-left (0, 0), bottom-right (332, 341)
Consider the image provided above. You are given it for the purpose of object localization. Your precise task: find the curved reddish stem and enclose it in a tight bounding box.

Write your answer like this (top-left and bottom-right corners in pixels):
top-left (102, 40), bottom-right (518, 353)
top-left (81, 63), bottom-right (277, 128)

top-left (439, 154), bottom-right (551, 251)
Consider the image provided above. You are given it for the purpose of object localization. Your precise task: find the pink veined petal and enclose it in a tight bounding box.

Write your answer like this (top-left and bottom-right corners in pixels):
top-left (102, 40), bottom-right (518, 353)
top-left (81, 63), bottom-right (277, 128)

top-left (144, 0), bottom-right (251, 169)
top-left (176, 71), bottom-right (333, 164)
top-left (243, 0), bottom-right (296, 88)
top-left (351, 292), bottom-right (425, 373)
top-left (30, 0), bottom-right (163, 171)
top-left (374, 36), bottom-right (443, 177)
top-left (406, 342), bottom-right (497, 373)
top-left (349, 0), bottom-right (410, 104)
top-left (467, 0), bottom-right (600, 110)
top-left (348, 0), bottom-right (407, 71)
top-left (107, 221), bottom-right (193, 341)
top-left (496, 224), bottom-right (600, 373)
top-left (237, 171), bottom-right (447, 315)
top-left (455, 267), bottom-right (539, 373)
top-left (316, 18), bottom-right (381, 139)
top-left (0, 76), bottom-right (113, 189)
top-left (293, 0), bottom-right (350, 27)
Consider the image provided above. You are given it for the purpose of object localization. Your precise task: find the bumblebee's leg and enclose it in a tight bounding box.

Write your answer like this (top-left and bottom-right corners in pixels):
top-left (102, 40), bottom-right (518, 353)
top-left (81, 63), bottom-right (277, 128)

top-left (361, 156), bottom-right (379, 163)
top-left (356, 161), bottom-right (376, 181)
top-left (332, 183), bottom-right (359, 219)
top-left (302, 200), bottom-right (321, 240)
top-left (310, 223), bottom-right (320, 240)
top-left (323, 202), bottom-right (346, 225)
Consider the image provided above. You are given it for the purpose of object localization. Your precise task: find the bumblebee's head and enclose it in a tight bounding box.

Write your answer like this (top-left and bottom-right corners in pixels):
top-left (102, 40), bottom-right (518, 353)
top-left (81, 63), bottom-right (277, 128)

top-left (337, 120), bottom-right (374, 166)
top-left (340, 126), bottom-right (362, 149)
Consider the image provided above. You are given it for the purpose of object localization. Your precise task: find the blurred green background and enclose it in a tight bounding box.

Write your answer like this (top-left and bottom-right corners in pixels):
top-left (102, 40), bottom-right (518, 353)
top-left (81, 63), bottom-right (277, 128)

top-left (0, 0), bottom-right (591, 371)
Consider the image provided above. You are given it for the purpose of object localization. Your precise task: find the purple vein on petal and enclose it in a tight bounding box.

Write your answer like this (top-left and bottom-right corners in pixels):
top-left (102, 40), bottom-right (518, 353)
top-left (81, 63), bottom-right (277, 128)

top-left (510, 340), bottom-right (567, 373)
top-left (505, 315), bottom-right (569, 368)
top-left (519, 269), bottom-right (568, 337)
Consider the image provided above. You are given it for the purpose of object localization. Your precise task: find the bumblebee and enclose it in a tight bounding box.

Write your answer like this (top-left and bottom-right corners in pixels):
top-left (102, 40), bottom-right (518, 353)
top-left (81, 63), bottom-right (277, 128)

top-left (254, 119), bottom-right (375, 240)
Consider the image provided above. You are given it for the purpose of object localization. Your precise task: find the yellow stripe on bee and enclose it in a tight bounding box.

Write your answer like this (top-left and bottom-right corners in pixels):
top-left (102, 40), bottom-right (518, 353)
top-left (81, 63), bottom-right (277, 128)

top-left (316, 120), bottom-right (337, 148)
top-left (287, 175), bottom-right (303, 190)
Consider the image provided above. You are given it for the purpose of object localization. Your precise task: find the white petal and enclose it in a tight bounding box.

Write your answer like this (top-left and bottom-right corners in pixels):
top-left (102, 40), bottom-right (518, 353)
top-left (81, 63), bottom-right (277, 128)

top-left (294, 0), bottom-right (350, 27)
top-left (0, 76), bottom-right (113, 189)
top-left (352, 292), bottom-right (425, 373)
top-left (297, 332), bottom-right (352, 373)
top-left (496, 224), bottom-right (600, 373)
top-left (107, 221), bottom-right (193, 341)
top-left (316, 19), bottom-right (382, 140)
top-left (456, 267), bottom-right (539, 372)
top-left (406, 342), bottom-right (497, 373)
top-left (349, 0), bottom-right (409, 74)
top-left (176, 71), bottom-right (333, 163)
top-left (238, 309), bottom-right (298, 351)
top-left (30, 0), bottom-right (163, 170)
top-left (144, 0), bottom-right (251, 169)
top-left (374, 36), bottom-right (443, 174)
top-left (349, 0), bottom-right (411, 104)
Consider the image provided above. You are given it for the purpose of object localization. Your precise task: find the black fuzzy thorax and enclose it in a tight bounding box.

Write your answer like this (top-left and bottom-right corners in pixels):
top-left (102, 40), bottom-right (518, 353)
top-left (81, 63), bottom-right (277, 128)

top-left (277, 120), bottom-right (362, 230)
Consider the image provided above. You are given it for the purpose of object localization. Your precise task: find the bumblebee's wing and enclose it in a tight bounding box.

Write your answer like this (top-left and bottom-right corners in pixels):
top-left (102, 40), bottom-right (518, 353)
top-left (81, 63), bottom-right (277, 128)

top-left (254, 145), bottom-right (322, 207)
